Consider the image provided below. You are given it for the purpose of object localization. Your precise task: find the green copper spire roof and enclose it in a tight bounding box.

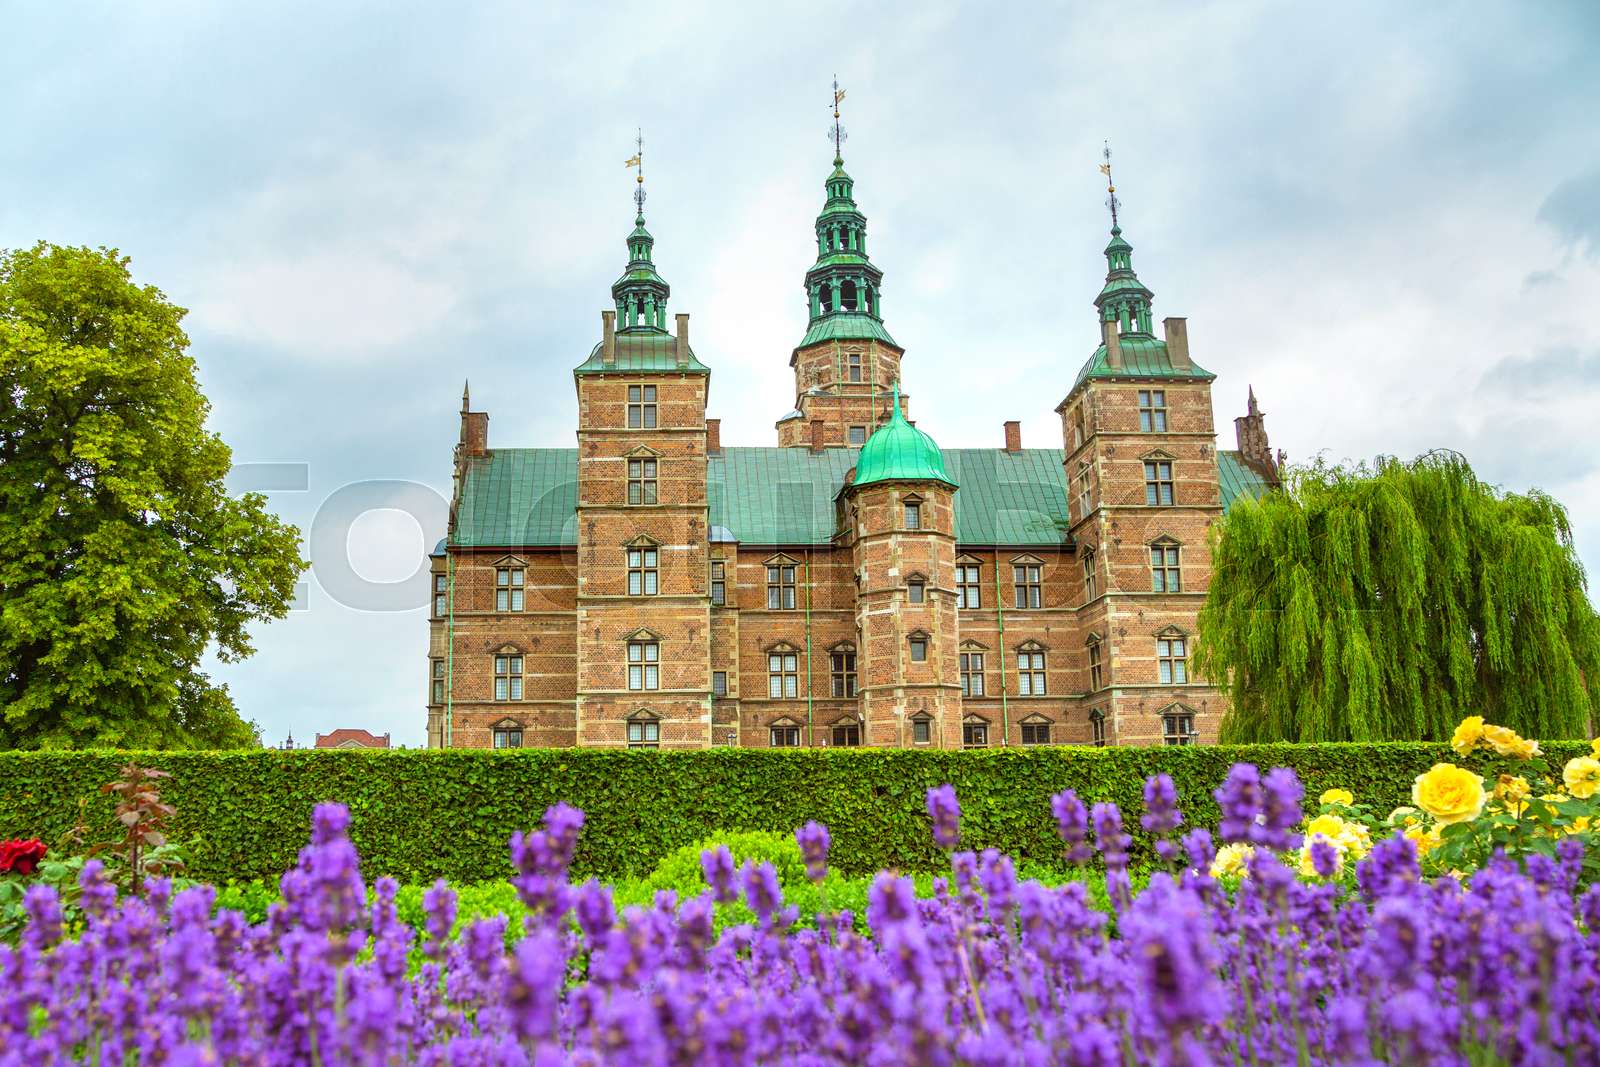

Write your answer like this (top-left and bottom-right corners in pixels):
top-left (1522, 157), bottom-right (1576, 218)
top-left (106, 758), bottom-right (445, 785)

top-left (613, 133), bottom-right (671, 333)
top-left (852, 383), bottom-right (957, 489)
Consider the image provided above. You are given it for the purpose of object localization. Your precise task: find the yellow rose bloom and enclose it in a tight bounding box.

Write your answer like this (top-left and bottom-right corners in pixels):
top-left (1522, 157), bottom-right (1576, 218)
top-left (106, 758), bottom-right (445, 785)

top-left (1506, 736), bottom-right (1541, 760)
top-left (1481, 725), bottom-right (1520, 756)
top-left (1412, 763), bottom-right (1487, 825)
top-left (1451, 716), bottom-right (1486, 756)
top-left (1562, 756), bottom-right (1600, 800)
top-left (1590, 737), bottom-right (1600, 759)
top-left (1209, 842), bottom-right (1254, 879)
top-left (1319, 788), bottom-right (1354, 807)
top-left (1402, 825), bottom-right (1441, 858)
top-left (1387, 806), bottom-right (1422, 829)
top-left (1493, 774), bottom-right (1531, 816)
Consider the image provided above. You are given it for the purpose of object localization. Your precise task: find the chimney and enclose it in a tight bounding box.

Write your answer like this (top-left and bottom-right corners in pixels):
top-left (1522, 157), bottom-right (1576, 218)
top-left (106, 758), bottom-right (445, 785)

top-left (810, 419), bottom-right (826, 453)
top-left (675, 313), bottom-right (690, 368)
top-left (1233, 387), bottom-right (1275, 476)
top-left (601, 310), bottom-right (616, 365)
top-left (1003, 420), bottom-right (1022, 453)
top-left (1102, 317), bottom-right (1123, 369)
top-left (459, 388), bottom-right (489, 458)
top-left (706, 418), bottom-right (722, 455)
top-left (1163, 317), bottom-right (1192, 370)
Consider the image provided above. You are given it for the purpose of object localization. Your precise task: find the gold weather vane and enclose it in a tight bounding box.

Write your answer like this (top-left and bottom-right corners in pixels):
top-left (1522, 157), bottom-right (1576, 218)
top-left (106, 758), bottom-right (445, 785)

top-left (625, 128), bottom-right (645, 214)
top-left (830, 76), bottom-right (848, 161)
top-left (1099, 141), bottom-right (1120, 230)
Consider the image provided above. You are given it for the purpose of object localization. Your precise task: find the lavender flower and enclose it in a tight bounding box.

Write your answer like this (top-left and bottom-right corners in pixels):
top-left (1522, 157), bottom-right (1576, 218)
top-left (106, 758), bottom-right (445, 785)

top-left (926, 783), bottom-right (961, 850)
top-left (795, 821), bottom-right (831, 883)
top-left (1258, 766), bottom-right (1304, 850)
top-left (1140, 773), bottom-right (1185, 863)
top-left (1050, 788), bottom-right (1093, 865)
top-left (700, 845), bottom-right (738, 904)
top-left (1213, 763), bottom-right (1263, 844)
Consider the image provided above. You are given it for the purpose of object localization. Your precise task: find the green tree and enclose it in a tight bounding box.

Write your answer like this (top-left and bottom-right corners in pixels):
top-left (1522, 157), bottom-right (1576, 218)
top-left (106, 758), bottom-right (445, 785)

top-left (0, 243), bottom-right (305, 749)
top-left (1197, 451), bottom-right (1600, 743)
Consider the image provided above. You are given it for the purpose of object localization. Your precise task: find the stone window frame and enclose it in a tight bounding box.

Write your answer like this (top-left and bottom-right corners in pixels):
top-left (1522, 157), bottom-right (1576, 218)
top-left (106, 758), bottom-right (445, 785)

top-left (1075, 461), bottom-right (1093, 519)
top-left (910, 712), bottom-right (934, 745)
top-left (712, 671), bottom-right (728, 698)
top-left (907, 629), bottom-right (930, 664)
top-left (1155, 626), bottom-right (1190, 685)
top-left (1086, 632), bottom-right (1105, 692)
top-left (1159, 702), bottom-right (1197, 746)
top-left (846, 350), bottom-right (863, 384)
top-left (1089, 708), bottom-right (1108, 747)
top-left (848, 424), bottom-right (867, 445)
top-left (625, 629), bottom-right (662, 691)
top-left (958, 640), bottom-right (987, 697)
top-left (493, 555), bottom-right (527, 612)
top-left (1138, 388), bottom-right (1168, 433)
top-left (626, 536), bottom-right (660, 597)
top-left (828, 713), bottom-right (862, 748)
top-left (626, 383), bottom-right (658, 429)
top-left (493, 645), bottom-right (525, 701)
top-left (625, 445), bottom-right (661, 506)
top-left (764, 553), bottom-right (799, 611)
top-left (430, 658), bottom-right (446, 705)
top-left (1015, 640), bottom-right (1048, 697)
top-left (626, 708), bottom-right (661, 749)
top-left (432, 572), bottom-right (448, 617)
top-left (903, 493), bottom-right (923, 531)
top-left (1081, 548), bottom-right (1098, 600)
top-left (766, 641), bottom-right (801, 699)
top-left (828, 642), bottom-right (857, 698)
top-left (961, 713), bottom-right (990, 749)
top-left (1142, 450), bottom-right (1176, 507)
top-left (768, 715), bottom-right (804, 748)
top-left (955, 555), bottom-right (983, 610)
top-left (1149, 536), bottom-right (1182, 593)
top-left (491, 717), bottom-right (524, 749)
top-left (709, 558), bottom-right (727, 606)
top-left (1011, 554), bottom-right (1044, 610)
top-left (1019, 713), bottom-right (1053, 746)
top-left (905, 571), bottom-right (927, 604)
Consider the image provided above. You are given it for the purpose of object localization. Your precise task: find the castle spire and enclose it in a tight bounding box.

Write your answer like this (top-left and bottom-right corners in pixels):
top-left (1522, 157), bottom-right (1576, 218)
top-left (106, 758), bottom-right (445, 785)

top-left (1093, 143), bottom-right (1154, 336)
top-left (613, 128), bottom-right (671, 332)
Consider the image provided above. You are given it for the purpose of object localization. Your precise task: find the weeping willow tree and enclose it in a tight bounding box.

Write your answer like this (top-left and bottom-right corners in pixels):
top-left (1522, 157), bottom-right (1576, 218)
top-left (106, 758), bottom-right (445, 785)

top-left (1197, 451), bottom-right (1600, 743)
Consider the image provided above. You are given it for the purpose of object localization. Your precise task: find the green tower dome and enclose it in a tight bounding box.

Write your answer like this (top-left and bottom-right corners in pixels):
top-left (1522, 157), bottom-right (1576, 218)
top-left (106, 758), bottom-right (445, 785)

top-left (797, 146), bottom-right (898, 350)
top-left (852, 384), bottom-right (957, 489)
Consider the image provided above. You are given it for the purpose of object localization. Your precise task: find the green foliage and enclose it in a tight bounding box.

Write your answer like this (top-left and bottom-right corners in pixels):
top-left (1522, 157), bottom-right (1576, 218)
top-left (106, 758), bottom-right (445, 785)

top-left (645, 830), bottom-right (809, 895)
top-left (3, 745), bottom-right (1592, 886)
top-left (1196, 452), bottom-right (1600, 743)
top-left (0, 243), bottom-right (306, 749)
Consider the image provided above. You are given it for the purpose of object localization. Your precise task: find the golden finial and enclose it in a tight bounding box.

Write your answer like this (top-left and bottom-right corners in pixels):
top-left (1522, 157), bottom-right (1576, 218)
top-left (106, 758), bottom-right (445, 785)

top-left (831, 76), bottom-right (848, 163)
top-left (1098, 141), bottom-right (1120, 231)
top-left (624, 128), bottom-right (645, 214)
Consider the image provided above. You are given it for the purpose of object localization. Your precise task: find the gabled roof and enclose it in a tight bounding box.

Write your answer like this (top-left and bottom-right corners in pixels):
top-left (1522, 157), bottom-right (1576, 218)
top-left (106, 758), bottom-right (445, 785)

top-left (314, 729), bottom-right (390, 749)
top-left (1217, 450), bottom-right (1276, 510)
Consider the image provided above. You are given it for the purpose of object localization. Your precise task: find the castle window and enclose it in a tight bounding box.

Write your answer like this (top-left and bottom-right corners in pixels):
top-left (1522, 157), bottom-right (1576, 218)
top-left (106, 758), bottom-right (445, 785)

top-left (627, 713), bottom-right (660, 749)
top-left (710, 560), bottom-right (726, 606)
top-left (770, 721), bottom-right (803, 747)
top-left (909, 635), bottom-right (928, 663)
top-left (1090, 709), bottom-right (1107, 747)
top-left (911, 715), bottom-right (932, 744)
top-left (1072, 412), bottom-right (1085, 450)
top-left (712, 671), bottom-right (727, 698)
top-left (1163, 709), bottom-right (1195, 746)
top-left (627, 385), bottom-right (658, 429)
top-left (847, 352), bottom-right (863, 383)
top-left (904, 501), bottom-right (921, 529)
top-left (492, 725), bottom-right (523, 749)
top-left (628, 640), bottom-right (660, 691)
top-left (766, 563), bottom-right (797, 610)
top-left (1151, 542), bottom-right (1181, 592)
top-left (1021, 720), bottom-right (1051, 746)
top-left (431, 659), bottom-right (445, 704)
top-left (1158, 636), bottom-right (1189, 684)
top-left (848, 425), bottom-right (866, 445)
top-left (962, 719), bottom-right (989, 749)
top-left (907, 578), bottom-right (925, 603)
top-left (433, 573), bottom-right (448, 617)
top-left (496, 567), bottom-right (524, 612)
top-left (830, 650), bottom-right (857, 698)
top-left (831, 722), bottom-right (861, 747)
top-left (1138, 390), bottom-right (1168, 432)
top-left (768, 650), bottom-right (799, 698)
top-left (494, 655), bottom-right (523, 701)
top-left (1013, 563), bottom-right (1042, 609)
top-left (627, 547), bottom-right (658, 596)
top-left (956, 563), bottom-right (982, 609)
top-left (627, 458), bottom-right (658, 504)
top-left (1144, 460), bottom-right (1175, 506)
top-left (1082, 551), bottom-right (1098, 599)
top-left (1076, 467), bottom-right (1093, 518)
top-left (1088, 637), bottom-right (1104, 692)
top-left (1016, 646), bottom-right (1047, 696)
top-left (959, 652), bottom-right (985, 697)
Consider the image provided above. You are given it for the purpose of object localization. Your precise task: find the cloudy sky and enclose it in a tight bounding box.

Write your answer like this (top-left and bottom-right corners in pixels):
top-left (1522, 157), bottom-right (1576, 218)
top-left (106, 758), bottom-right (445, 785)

top-left (4, 2), bottom-right (1598, 747)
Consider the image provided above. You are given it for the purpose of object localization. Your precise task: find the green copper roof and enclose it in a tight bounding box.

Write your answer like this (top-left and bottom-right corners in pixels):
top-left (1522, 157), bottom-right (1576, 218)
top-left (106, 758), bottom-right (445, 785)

top-left (851, 386), bottom-right (957, 489)
top-left (573, 331), bottom-right (710, 375)
top-left (1068, 336), bottom-right (1216, 394)
top-left (449, 445), bottom-right (1270, 549)
top-left (796, 313), bottom-right (899, 350)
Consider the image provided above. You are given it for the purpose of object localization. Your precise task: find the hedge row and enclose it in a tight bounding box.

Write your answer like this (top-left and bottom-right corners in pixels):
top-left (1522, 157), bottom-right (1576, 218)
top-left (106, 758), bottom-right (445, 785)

top-left (1, 743), bottom-right (1588, 885)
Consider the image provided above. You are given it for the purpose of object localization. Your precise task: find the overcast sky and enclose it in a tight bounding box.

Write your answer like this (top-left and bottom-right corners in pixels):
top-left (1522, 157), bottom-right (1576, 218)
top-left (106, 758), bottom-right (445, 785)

top-left (4, 2), bottom-right (1598, 747)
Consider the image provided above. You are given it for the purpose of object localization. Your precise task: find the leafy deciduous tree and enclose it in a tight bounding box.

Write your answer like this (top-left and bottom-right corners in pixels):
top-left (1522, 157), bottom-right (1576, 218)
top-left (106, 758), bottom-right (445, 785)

top-left (0, 243), bottom-right (305, 749)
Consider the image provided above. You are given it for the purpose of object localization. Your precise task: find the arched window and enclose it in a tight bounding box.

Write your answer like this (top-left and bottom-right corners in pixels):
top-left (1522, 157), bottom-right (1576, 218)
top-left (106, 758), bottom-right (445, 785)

top-left (841, 279), bottom-right (858, 311)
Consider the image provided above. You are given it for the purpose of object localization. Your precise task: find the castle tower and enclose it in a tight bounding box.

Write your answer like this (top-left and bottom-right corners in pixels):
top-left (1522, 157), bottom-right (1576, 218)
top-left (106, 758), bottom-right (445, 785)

top-left (778, 96), bottom-right (905, 448)
top-left (1054, 156), bottom-right (1224, 746)
top-left (843, 385), bottom-right (961, 745)
top-left (572, 157), bottom-right (714, 747)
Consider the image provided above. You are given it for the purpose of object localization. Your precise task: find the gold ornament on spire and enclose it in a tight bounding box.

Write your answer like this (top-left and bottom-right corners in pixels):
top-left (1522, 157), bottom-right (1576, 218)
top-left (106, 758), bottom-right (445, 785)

top-left (626, 128), bottom-right (645, 213)
top-left (1100, 141), bottom-right (1120, 230)
top-left (830, 76), bottom-right (848, 162)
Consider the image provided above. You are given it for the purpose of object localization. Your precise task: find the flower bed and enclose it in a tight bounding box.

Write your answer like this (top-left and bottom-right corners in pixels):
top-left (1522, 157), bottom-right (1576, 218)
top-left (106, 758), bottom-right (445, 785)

top-left (3, 724), bottom-right (1599, 1064)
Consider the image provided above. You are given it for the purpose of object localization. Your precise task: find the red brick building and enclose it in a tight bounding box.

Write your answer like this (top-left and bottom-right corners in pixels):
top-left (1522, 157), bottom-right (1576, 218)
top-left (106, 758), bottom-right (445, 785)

top-left (424, 147), bottom-right (1277, 750)
top-left (315, 729), bottom-right (391, 750)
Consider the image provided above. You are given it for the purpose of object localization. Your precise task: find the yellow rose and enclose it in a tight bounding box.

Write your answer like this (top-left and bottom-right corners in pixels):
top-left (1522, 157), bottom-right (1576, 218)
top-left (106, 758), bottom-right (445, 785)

top-left (1451, 716), bottom-right (1485, 756)
top-left (1590, 737), bottom-right (1600, 759)
top-left (1562, 756), bottom-right (1600, 800)
top-left (1402, 825), bottom-right (1441, 858)
top-left (1306, 813), bottom-right (1346, 839)
top-left (1507, 736), bottom-right (1541, 760)
top-left (1493, 774), bottom-right (1531, 816)
top-left (1387, 806), bottom-right (1422, 829)
top-left (1319, 788), bottom-right (1354, 807)
top-left (1209, 842), bottom-right (1254, 879)
top-left (1412, 763), bottom-right (1487, 825)
top-left (1482, 725), bottom-right (1538, 759)
top-left (1337, 821), bottom-right (1372, 857)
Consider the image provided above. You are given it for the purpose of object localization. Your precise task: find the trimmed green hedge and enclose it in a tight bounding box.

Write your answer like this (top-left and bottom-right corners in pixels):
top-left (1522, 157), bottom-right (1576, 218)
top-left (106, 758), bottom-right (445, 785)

top-left (0, 744), bottom-right (1588, 884)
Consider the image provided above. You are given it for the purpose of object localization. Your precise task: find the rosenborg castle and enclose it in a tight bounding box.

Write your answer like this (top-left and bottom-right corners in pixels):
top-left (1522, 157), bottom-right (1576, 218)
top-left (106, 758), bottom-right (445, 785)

top-left (423, 142), bottom-right (1279, 751)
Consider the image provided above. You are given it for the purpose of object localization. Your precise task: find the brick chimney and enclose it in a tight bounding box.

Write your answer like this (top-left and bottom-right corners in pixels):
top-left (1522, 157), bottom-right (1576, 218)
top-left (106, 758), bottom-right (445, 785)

top-left (675, 313), bottom-right (690, 368)
top-left (810, 419), bottom-right (826, 453)
top-left (1163, 317), bottom-right (1192, 370)
top-left (1102, 317), bottom-right (1123, 369)
top-left (458, 384), bottom-right (489, 458)
top-left (1003, 420), bottom-right (1022, 453)
top-left (601, 309), bottom-right (616, 366)
top-left (706, 418), bottom-right (722, 455)
top-left (1233, 387), bottom-right (1275, 476)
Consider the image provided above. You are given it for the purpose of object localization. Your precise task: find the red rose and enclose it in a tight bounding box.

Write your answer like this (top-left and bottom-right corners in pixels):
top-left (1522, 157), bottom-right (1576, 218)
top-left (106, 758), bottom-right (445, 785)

top-left (0, 838), bottom-right (47, 876)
